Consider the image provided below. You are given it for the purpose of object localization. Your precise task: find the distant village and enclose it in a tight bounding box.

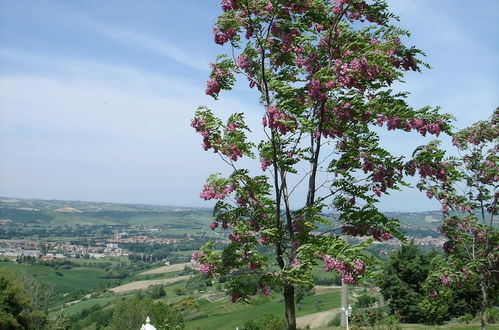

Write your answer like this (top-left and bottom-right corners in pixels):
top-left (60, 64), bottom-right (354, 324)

top-left (0, 231), bottom-right (192, 262)
top-left (0, 230), bottom-right (446, 262)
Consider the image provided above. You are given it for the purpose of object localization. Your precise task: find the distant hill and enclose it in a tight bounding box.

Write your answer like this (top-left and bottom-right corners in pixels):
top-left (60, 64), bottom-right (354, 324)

top-left (0, 197), bottom-right (213, 228)
top-left (0, 197), bottom-right (495, 229)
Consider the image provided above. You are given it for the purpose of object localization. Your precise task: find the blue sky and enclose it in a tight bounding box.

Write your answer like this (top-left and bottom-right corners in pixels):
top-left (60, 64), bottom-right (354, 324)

top-left (0, 0), bottom-right (498, 211)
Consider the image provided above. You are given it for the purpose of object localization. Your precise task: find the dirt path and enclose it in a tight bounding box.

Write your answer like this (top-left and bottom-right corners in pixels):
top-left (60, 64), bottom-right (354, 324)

top-left (139, 262), bottom-right (192, 275)
top-left (314, 285), bottom-right (342, 295)
top-left (109, 275), bottom-right (191, 293)
top-left (296, 308), bottom-right (339, 329)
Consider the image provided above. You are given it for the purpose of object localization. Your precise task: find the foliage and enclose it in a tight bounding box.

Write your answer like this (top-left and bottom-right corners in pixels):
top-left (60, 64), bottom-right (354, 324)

top-left (377, 242), bottom-right (436, 322)
top-left (242, 312), bottom-right (287, 330)
top-left (192, 0), bottom-right (451, 329)
top-left (350, 308), bottom-right (400, 329)
top-left (329, 312), bottom-right (342, 327)
top-left (0, 269), bottom-right (52, 330)
top-left (148, 284), bottom-right (167, 299)
top-left (410, 108), bottom-right (498, 329)
top-left (419, 255), bottom-right (481, 325)
top-left (354, 289), bottom-right (377, 309)
top-left (108, 296), bottom-right (183, 330)
top-left (0, 270), bottom-right (29, 329)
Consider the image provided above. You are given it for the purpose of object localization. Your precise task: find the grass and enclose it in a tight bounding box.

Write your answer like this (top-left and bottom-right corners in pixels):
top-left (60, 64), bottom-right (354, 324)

top-left (185, 290), bottom-right (342, 330)
top-left (53, 296), bottom-right (116, 316)
top-left (0, 261), bottom-right (113, 292)
top-left (317, 324), bottom-right (498, 330)
top-left (70, 256), bottom-right (130, 265)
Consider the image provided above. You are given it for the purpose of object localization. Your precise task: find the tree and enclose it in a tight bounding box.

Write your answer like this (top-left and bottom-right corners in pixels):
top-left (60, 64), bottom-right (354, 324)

top-left (377, 242), bottom-right (436, 322)
top-left (0, 271), bottom-right (29, 329)
top-left (109, 297), bottom-right (183, 330)
top-left (192, 1), bottom-right (451, 329)
top-left (0, 270), bottom-right (52, 330)
top-left (419, 255), bottom-right (481, 325)
top-left (410, 108), bottom-right (498, 329)
top-left (378, 243), bottom-right (480, 324)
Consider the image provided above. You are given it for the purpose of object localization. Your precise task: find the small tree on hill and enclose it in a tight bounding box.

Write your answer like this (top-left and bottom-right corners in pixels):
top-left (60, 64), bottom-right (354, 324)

top-left (192, 1), bottom-right (451, 328)
top-left (378, 242), bottom-right (436, 323)
top-left (410, 108), bottom-right (498, 330)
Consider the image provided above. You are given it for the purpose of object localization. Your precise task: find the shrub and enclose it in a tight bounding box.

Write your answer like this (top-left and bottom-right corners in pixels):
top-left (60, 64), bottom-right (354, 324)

top-left (243, 313), bottom-right (286, 330)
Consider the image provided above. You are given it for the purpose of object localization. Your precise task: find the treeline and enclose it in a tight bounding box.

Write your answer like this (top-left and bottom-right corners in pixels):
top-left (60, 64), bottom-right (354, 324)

top-left (0, 224), bottom-right (117, 239)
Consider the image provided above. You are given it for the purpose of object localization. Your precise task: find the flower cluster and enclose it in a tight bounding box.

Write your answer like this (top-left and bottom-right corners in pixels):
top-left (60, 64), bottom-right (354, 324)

top-left (320, 254), bottom-right (365, 284)
top-left (191, 117), bottom-right (214, 151)
top-left (205, 63), bottom-right (233, 98)
top-left (262, 105), bottom-right (296, 134)
top-left (406, 159), bottom-right (449, 182)
top-left (260, 158), bottom-right (272, 171)
top-left (200, 183), bottom-right (235, 200)
top-left (191, 251), bottom-right (217, 275)
top-left (213, 26), bottom-right (237, 46)
top-left (377, 116), bottom-right (446, 137)
top-left (220, 0), bottom-right (236, 12)
top-left (235, 54), bottom-right (251, 70)
top-left (308, 79), bottom-right (328, 103)
top-left (370, 228), bottom-right (393, 241)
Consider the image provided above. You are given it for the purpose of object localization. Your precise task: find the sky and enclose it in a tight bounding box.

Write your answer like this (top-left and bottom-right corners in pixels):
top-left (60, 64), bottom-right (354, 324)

top-left (0, 0), bottom-right (498, 212)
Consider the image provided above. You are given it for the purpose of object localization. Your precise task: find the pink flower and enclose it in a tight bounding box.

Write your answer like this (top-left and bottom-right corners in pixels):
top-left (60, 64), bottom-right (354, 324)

top-left (342, 272), bottom-right (356, 284)
top-left (322, 255), bottom-right (346, 273)
top-left (209, 222), bottom-right (218, 230)
top-left (265, 105), bottom-right (296, 134)
top-left (439, 275), bottom-right (451, 286)
top-left (291, 258), bottom-right (301, 267)
top-left (197, 262), bottom-right (216, 275)
top-left (292, 218), bottom-right (302, 233)
top-left (200, 183), bottom-right (234, 200)
top-left (261, 287), bottom-right (271, 296)
top-left (221, 0), bottom-right (236, 12)
top-left (261, 158), bottom-right (272, 171)
top-left (265, 1), bottom-right (273, 12)
top-left (229, 233), bottom-right (241, 242)
top-left (225, 122), bottom-right (240, 132)
top-left (205, 77), bottom-right (221, 96)
top-left (236, 54), bottom-right (251, 70)
top-left (258, 236), bottom-right (269, 244)
top-left (308, 79), bottom-right (327, 102)
top-left (429, 290), bottom-right (438, 298)
top-left (213, 27), bottom-right (227, 45)
top-left (380, 232), bottom-right (393, 241)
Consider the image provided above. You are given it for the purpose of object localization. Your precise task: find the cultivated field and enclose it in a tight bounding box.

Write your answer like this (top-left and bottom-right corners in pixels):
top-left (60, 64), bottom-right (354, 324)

top-left (109, 275), bottom-right (191, 293)
top-left (296, 308), bottom-right (339, 329)
top-left (139, 262), bottom-right (193, 275)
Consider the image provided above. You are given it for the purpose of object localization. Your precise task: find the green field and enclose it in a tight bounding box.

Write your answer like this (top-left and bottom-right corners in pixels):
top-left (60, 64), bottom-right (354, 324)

top-left (0, 261), bottom-right (114, 292)
top-left (186, 291), bottom-right (341, 330)
top-left (54, 296), bottom-right (116, 315)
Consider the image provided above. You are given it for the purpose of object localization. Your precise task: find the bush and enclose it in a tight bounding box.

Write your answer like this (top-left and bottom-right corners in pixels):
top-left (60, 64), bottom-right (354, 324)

top-left (355, 290), bottom-right (377, 309)
top-left (351, 309), bottom-right (400, 330)
top-left (458, 313), bottom-right (474, 324)
top-left (489, 307), bottom-right (499, 324)
top-left (243, 313), bottom-right (286, 330)
top-left (328, 312), bottom-right (341, 327)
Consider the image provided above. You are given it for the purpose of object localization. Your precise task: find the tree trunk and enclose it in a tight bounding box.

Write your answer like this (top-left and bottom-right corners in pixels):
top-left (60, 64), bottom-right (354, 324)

top-left (480, 282), bottom-right (488, 330)
top-left (284, 284), bottom-right (297, 330)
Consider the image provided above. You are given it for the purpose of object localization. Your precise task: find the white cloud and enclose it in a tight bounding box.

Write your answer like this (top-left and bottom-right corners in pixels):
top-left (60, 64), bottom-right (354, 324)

top-left (0, 51), bottom-right (262, 206)
top-left (93, 27), bottom-right (209, 72)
